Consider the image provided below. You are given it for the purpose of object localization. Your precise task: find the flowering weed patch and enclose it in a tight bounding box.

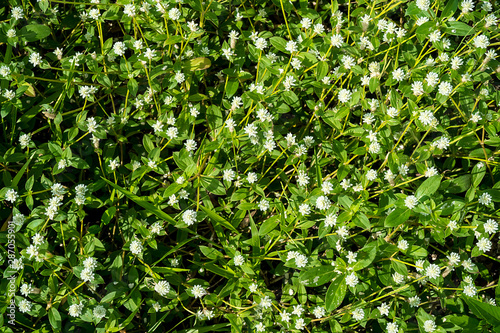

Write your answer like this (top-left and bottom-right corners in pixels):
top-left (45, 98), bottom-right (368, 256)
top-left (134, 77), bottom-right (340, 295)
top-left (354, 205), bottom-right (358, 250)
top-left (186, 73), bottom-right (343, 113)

top-left (1, 0), bottom-right (500, 332)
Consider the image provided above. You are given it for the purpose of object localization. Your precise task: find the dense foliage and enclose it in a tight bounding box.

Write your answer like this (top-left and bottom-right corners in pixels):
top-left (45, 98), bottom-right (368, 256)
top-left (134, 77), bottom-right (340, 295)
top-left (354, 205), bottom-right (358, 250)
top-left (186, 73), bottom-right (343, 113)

top-left (1, 0), bottom-right (500, 332)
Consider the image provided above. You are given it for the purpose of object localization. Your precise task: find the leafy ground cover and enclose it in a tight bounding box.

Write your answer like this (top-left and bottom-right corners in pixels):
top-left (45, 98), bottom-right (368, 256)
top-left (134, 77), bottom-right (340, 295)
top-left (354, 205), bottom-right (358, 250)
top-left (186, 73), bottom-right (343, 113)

top-left (1, 0), bottom-right (500, 332)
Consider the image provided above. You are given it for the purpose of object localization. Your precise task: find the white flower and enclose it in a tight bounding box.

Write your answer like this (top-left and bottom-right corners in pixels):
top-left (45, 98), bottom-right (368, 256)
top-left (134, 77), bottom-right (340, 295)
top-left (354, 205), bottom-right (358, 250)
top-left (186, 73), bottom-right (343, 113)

top-left (470, 112), bottom-right (482, 123)
top-left (247, 172), bottom-right (258, 184)
top-left (130, 240), bottom-right (143, 255)
top-left (448, 252), bottom-right (461, 266)
top-left (330, 34), bottom-right (343, 47)
top-left (346, 272), bottom-right (359, 287)
top-left (478, 192), bottom-right (492, 205)
top-left (484, 219), bottom-right (498, 234)
top-left (438, 81), bottom-right (453, 96)
top-left (477, 237), bottom-right (492, 252)
top-left (434, 137), bottom-right (450, 150)
top-left (366, 169), bottom-right (377, 181)
top-left (392, 68), bottom-right (405, 81)
top-left (295, 254), bottom-right (308, 268)
top-left (425, 166), bottom-right (438, 177)
top-left (387, 322), bottom-right (399, 333)
top-left (254, 37), bottom-right (267, 50)
top-left (93, 305), bottom-right (106, 319)
top-left (81, 268), bottom-right (95, 282)
top-left (12, 6), bottom-right (24, 20)
top-left (259, 296), bottom-right (272, 309)
top-left (342, 55), bottom-right (356, 69)
top-left (168, 7), bottom-right (181, 20)
top-left (474, 34), bottom-right (489, 49)
top-left (429, 30), bottom-right (441, 42)
top-left (338, 89), bottom-right (352, 103)
top-left (340, 178), bottom-right (351, 190)
top-left (223, 169), bottom-right (236, 182)
top-left (144, 48), bottom-right (156, 60)
top-left (295, 318), bottom-right (306, 330)
top-left (416, 0), bottom-right (430, 10)
top-left (7, 29), bottom-right (16, 38)
top-left (409, 295), bottom-right (421, 307)
top-left (109, 158), bottom-right (120, 171)
top-left (423, 319), bottom-right (436, 332)
top-left (315, 195), bottom-right (331, 210)
top-left (461, 0), bottom-right (474, 13)
top-left (5, 189), bottom-right (18, 203)
top-left (18, 299), bottom-right (32, 313)
top-left (11, 258), bottom-right (24, 270)
top-left (378, 302), bottom-right (390, 316)
top-left (20, 283), bottom-right (33, 297)
top-left (397, 239), bottom-right (409, 251)
top-left (463, 283), bottom-right (477, 297)
top-left (258, 199), bottom-right (269, 211)
top-left (320, 181), bottom-right (333, 194)
top-left (182, 210), bottom-right (197, 226)
top-left (296, 170), bottom-right (310, 187)
top-left (113, 41), bottom-right (127, 56)
top-left (425, 72), bottom-right (439, 87)
top-left (325, 213), bottom-right (338, 227)
top-left (405, 195), bottom-right (418, 209)
top-left (68, 303), bottom-right (84, 317)
top-left (0, 65), bottom-right (11, 77)
top-left (255, 322), bottom-right (266, 332)
top-left (425, 264), bottom-right (441, 279)
top-left (174, 71), bottom-right (185, 84)
top-left (234, 254), bottom-right (245, 266)
top-left (155, 280), bottom-right (171, 296)
top-left (352, 308), bottom-right (364, 321)
top-left (416, 16), bottom-right (429, 26)
top-left (292, 304), bottom-right (304, 316)
top-left (29, 52), bottom-right (42, 67)
top-left (192, 285), bottom-right (207, 298)
top-left (285, 40), bottom-right (297, 53)
top-left (393, 272), bottom-right (405, 284)
top-left (185, 139), bottom-right (197, 152)
top-left (450, 56), bottom-right (463, 70)
top-left (312, 306), bottom-right (325, 319)
top-left (419, 110), bottom-right (436, 126)
top-left (249, 283), bottom-right (258, 293)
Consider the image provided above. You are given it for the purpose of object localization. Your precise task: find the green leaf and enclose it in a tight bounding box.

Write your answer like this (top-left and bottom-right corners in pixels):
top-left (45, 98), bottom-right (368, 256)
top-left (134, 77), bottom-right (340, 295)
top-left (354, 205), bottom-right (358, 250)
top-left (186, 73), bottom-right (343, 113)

top-left (384, 207), bottom-right (411, 227)
top-left (199, 246), bottom-right (223, 260)
top-left (316, 61), bottom-right (329, 80)
top-left (259, 215), bottom-right (279, 236)
top-left (415, 175), bottom-right (441, 200)
top-left (204, 263), bottom-right (236, 279)
top-left (11, 153), bottom-right (34, 188)
top-left (463, 296), bottom-right (500, 326)
top-left (353, 212), bottom-right (370, 230)
top-left (325, 275), bottom-right (347, 311)
top-left (226, 78), bottom-right (239, 98)
top-left (441, 0), bottom-right (458, 18)
top-left (100, 177), bottom-right (179, 228)
top-left (20, 24), bottom-right (51, 42)
top-left (142, 135), bottom-right (154, 153)
top-left (353, 242), bottom-right (377, 271)
top-left (471, 164), bottom-right (486, 188)
top-left (200, 177), bottom-right (226, 195)
top-left (198, 204), bottom-right (240, 234)
top-left (444, 174), bottom-right (471, 193)
top-left (182, 57), bottom-right (211, 71)
top-left (48, 307), bottom-right (61, 331)
top-left (299, 265), bottom-right (338, 287)
top-left (444, 21), bottom-right (475, 36)
top-left (270, 36), bottom-right (288, 53)
top-left (249, 214), bottom-right (260, 257)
